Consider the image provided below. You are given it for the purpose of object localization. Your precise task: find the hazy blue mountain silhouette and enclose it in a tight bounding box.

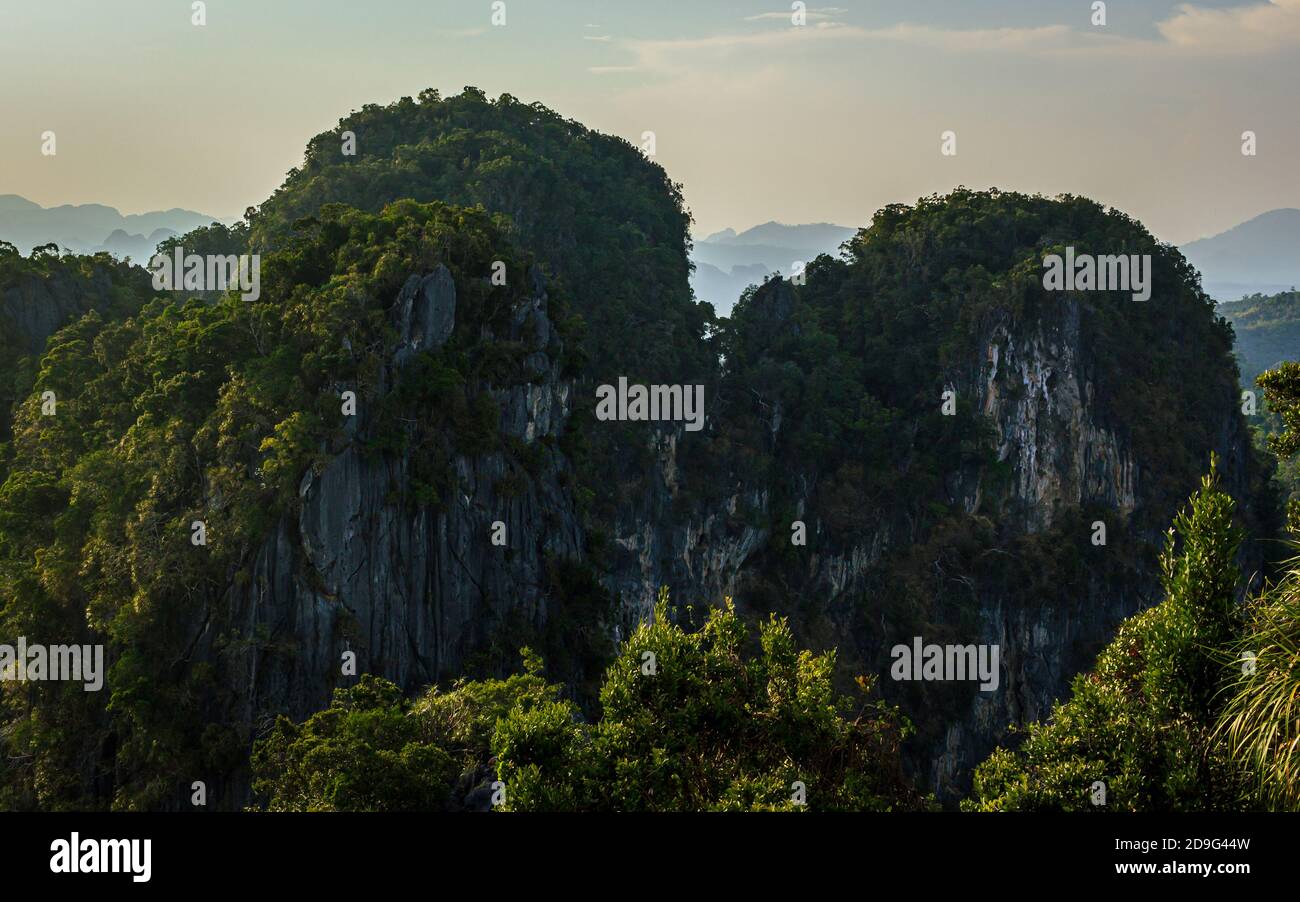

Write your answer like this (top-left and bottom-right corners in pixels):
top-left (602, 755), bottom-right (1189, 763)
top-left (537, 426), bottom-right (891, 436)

top-left (0, 194), bottom-right (225, 261)
top-left (1180, 208), bottom-right (1300, 301)
top-left (691, 221), bottom-right (855, 315)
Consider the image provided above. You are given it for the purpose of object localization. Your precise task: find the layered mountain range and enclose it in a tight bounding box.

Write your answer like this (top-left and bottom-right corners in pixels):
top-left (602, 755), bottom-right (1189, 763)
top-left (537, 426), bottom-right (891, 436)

top-left (0, 194), bottom-right (223, 261)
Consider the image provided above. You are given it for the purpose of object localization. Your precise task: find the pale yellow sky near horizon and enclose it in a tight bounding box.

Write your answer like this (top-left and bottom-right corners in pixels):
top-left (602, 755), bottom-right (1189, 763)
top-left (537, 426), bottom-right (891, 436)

top-left (1, 0), bottom-right (1297, 245)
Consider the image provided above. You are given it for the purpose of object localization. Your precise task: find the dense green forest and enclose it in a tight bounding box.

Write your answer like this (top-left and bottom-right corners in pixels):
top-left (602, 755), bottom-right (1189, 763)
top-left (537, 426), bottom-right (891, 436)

top-left (164, 88), bottom-right (714, 531)
top-left (0, 242), bottom-right (152, 443)
top-left (710, 189), bottom-right (1250, 531)
top-left (0, 89), bottom-right (1296, 811)
top-left (250, 87), bottom-right (714, 391)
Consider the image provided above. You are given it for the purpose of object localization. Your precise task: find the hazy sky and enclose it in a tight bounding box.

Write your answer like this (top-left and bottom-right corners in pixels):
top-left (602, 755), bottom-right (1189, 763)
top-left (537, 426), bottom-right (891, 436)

top-left (1, 0), bottom-right (1297, 244)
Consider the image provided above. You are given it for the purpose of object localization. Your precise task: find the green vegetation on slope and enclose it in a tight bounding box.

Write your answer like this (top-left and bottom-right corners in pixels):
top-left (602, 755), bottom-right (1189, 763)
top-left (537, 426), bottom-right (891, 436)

top-left (0, 241), bottom-right (154, 443)
top-left (713, 189), bottom-right (1244, 532)
top-left (252, 592), bottom-right (931, 812)
top-left (248, 87), bottom-right (713, 389)
top-left (168, 87), bottom-right (716, 530)
top-left (0, 201), bottom-right (573, 809)
top-left (1259, 361), bottom-right (1300, 531)
top-left (1219, 291), bottom-right (1300, 523)
top-left (1219, 290), bottom-right (1300, 390)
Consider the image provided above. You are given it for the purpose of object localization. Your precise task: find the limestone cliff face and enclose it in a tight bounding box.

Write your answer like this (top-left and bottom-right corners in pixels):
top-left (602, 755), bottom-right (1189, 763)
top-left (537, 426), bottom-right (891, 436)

top-left (1, 266), bottom-right (120, 356)
top-left (207, 267), bottom-right (586, 790)
top-left (919, 300), bottom-right (1258, 795)
top-left (977, 301), bottom-right (1137, 532)
top-left (920, 301), bottom-right (1149, 794)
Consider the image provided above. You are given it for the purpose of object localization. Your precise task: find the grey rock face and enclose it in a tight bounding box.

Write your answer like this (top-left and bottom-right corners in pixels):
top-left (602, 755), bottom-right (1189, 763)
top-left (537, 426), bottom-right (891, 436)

top-left (393, 267), bottom-right (458, 369)
top-left (926, 583), bottom-right (1152, 793)
top-left (1, 266), bottom-right (117, 355)
top-left (979, 301), bottom-right (1137, 533)
top-left (411, 268), bottom-right (457, 349)
top-left (205, 267), bottom-right (586, 804)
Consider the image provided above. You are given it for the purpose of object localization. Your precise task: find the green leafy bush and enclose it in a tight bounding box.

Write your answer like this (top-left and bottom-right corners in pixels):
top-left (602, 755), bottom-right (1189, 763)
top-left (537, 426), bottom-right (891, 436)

top-left (965, 465), bottom-right (1249, 811)
top-left (1218, 363), bottom-right (1300, 808)
top-left (493, 590), bottom-right (929, 812)
top-left (249, 594), bottom-right (929, 812)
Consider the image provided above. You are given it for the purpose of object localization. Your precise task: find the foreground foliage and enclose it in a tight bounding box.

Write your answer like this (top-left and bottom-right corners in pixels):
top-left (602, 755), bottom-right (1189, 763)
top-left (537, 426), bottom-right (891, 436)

top-left (966, 464), bottom-right (1249, 810)
top-left (1217, 364), bottom-right (1300, 807)
top-left (252, 595), bottom-right (931, 812)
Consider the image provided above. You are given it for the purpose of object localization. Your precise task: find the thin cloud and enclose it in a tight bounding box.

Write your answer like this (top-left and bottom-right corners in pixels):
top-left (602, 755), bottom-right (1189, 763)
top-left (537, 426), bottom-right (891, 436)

top-left (592, 21), bottom-right (1085, 76)
top-left (745, 6), bottom-right (846, 22)
top-left (434, 27), bottom-right (488, 39)
top-left (589, 22), bottom-right (865, 75)
top-left (864, 23), bottom-right (1075, 52)
top-left (1157, 0), bottom-right (1300, 54)
top-left (592, 1), bottom-right (1300, 78)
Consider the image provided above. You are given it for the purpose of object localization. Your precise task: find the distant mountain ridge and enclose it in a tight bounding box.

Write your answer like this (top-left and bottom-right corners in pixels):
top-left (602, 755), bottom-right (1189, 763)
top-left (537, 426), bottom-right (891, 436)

top-left (701, 221), bottom-right (856, 250)
top-left (1179, 208), bottom-right (1300, 302)
top-left (0, 193), bottom-right (226, 261)
top-left (691, 220), bottom-right (855, 314)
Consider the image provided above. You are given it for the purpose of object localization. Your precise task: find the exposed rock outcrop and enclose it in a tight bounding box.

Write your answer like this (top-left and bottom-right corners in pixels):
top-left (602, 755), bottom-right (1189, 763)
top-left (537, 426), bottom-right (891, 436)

top-left (1, 266), bottom-right (119, 354)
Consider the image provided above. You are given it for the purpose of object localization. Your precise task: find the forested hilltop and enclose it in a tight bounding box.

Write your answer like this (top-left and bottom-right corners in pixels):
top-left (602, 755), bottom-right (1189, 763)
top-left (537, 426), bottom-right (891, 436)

top-left (0, 89), bottom-right (1292, 811)
top-left (252, 86), bottom-right (714, 390)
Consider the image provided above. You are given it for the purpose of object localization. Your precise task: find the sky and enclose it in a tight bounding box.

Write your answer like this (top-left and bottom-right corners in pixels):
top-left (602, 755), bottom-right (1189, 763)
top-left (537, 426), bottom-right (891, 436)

top-left (1, 0), bottom-right (1297, 244)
